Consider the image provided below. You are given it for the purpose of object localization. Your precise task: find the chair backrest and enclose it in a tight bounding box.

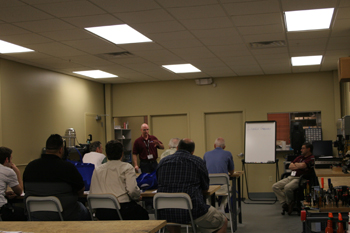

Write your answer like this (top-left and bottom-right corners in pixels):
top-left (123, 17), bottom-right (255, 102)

top-left (26, 196), bottom-right (64, 221)
top-left (87, 193), bottom-right (122, 220)
top-left (153, 193), bottom-right (196, 233)
top-left (208, 173), bottom-right (230, 187)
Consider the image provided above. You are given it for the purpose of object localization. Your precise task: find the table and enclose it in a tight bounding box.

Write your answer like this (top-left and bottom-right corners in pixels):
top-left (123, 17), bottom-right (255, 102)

top-left (315, 167), bottom-right (350, 177)
top-left (0, 220), bottom-right (167, 233)
top-left (230, 171), bottom-right (243, 232)
top-left (302, 168), bottom-right (350, 232)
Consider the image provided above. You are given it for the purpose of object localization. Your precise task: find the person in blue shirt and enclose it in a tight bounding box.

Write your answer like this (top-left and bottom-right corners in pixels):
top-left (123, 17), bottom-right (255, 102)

top-left (203, 137), bottom-right (234, 213)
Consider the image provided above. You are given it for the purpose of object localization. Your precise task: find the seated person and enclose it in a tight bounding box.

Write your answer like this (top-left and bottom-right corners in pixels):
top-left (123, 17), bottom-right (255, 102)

top-left (82, 141), bottom-right (106, 168)
top-left (160, 138), bottom-right (180, 160)
top-left (272, 143), bottom-right (314, 214)
top-left (203, 137), bottom-right (234, 212)
top-left (0, 147), bottom-right (27, 221)
top-left (89, 140), bottom-right (149, 220)
top-left (157, 138), bottom-right (228, 233)
top-left (23, 134), bottom-right (90, 221)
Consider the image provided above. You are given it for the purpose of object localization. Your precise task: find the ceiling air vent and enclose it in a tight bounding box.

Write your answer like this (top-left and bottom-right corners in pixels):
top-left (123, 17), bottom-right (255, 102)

top-left (249, 40), bottom-right (286, 49)
top-left (97, 51), bottom-right (134, 59)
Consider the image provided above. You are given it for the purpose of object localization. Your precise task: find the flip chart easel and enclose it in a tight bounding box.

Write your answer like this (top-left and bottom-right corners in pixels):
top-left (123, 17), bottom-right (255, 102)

top-left (243, 121), bottom-right (279, 204)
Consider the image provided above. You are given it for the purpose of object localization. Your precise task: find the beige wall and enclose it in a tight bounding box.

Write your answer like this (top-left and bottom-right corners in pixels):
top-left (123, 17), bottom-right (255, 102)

top-left (112, 71), bottom-right (341, 193)
top-left (0, 58), bottom-right (105, 172)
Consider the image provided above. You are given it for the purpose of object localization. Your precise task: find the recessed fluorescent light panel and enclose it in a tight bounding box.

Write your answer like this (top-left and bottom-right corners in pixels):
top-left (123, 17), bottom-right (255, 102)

top-left (291, 55), bottom-right (322, 66)
top-left (285, 8), bottom-right (334, 32)
top-left (0, 40), bottom-right (34, 53)
top-left (73, 70), bottom-right (117, 79)
top-left (162, 64), bottom-right (201, 73)
top-left (85, 24), bottom-right (152, 44)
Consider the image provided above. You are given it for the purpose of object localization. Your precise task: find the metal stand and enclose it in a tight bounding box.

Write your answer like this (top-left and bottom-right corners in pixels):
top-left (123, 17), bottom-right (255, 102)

top-left (242, 159), bottom-right (279, 204)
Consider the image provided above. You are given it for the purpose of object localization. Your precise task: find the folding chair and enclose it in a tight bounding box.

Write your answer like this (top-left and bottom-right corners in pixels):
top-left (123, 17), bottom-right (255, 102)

top-left (87, 193), bottom-right (123, 220)
top-left (26, 196), bottom-right (64, 221)
top-left (153, 193), bottom-right (197, 233)
top-left (209, 173), bottom-right (234, 233)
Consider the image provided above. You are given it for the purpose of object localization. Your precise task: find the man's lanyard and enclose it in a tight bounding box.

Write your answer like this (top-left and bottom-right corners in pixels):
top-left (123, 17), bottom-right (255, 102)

top-left (144, 139), bottom-right (150, 154)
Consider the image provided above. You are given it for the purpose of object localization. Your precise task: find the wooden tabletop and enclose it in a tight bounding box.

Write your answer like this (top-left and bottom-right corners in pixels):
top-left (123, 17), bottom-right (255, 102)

top-left (141, 185), bottom-right (221, 198)
top-left (317, 176), bottom-right (350, 190)
top-left (230, 171), bottom-right (244, 178)
top-left (315, 168), bottom-right (350, 177)
top-left (0, 220), bottom-right (167, 233)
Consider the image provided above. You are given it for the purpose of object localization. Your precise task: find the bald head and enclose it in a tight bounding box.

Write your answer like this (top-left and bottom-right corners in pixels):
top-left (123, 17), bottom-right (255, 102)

top-left (214, 137), bottom-right (226, 149)
top-left (178, 138), bottom-right (195, 154)
top-left (141, 123), bottom-right (149, 138)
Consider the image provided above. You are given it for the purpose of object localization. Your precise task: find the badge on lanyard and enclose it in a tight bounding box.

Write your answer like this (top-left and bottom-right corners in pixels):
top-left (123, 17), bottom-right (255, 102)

top-left (291, 171), bottom-right (296, 176)
top-left (147, 154), bottom-right (154, 159)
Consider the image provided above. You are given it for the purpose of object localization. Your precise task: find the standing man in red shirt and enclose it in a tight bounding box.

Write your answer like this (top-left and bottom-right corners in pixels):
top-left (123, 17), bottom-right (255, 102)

top-left (133, 123), bottom-right (164, 173)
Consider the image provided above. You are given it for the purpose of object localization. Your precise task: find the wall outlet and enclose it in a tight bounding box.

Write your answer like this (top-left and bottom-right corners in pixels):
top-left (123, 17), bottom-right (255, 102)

top-left (269, 176), bottom-right (272, 182)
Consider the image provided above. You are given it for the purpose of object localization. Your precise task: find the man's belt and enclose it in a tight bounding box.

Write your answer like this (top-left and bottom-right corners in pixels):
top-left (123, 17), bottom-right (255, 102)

top-left (140, 159), bottom-right (157, 163)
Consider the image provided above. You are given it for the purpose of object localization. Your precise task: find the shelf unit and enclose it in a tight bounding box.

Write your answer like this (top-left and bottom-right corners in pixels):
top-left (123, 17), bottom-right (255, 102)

top-left (290, 112), bottom-right (321, 129)
top-left (114, 129), bottom-right (132, 163)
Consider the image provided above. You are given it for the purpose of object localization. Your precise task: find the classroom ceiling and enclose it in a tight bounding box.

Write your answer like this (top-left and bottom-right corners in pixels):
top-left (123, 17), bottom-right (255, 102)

top-left (0, 0), bottom-right (349, 84)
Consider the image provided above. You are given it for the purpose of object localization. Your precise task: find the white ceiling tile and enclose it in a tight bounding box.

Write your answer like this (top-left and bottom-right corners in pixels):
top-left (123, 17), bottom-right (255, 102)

top-left (167, 5), bottom-right (226, 20)
top-left (223, 0), bottom-right (280, 15)
top-left (14, 19), bottom-right (76, 33)
top-left (0, 0), bottom-right (26, 7)
top-left (0, 52), bottom-right (53, 60)
top-left (199, 36), bottom-right (244, 46)
top-left (170, 47), bottom-right (216, 59)
top-left (117, 43), bottom-right (164, 52)
top-left (292, 65), bottom-right (320, 73)
top-left (157, 38), bottom-right (203, 49)
top-left (339, 0), bottom-right (350, 7)
top-left (132, 49), bottom-right (182, 62)
top-left (62, 55), bottom-right (115, 67)
top-left (237, 24), bottom-right (284, 35)
top-left (62, 38), bottom-right (124, 54)
top-left (39, 29), bottom-right (92, 41)
top-left (28, 42), bottom-right (87, 57)
top-left (89, 0), bottom-right (161, 13)
top-left (281, 0), bottom-right (338, 11)
top-left (332, 19), bottom-right (350, 37)
top-left (180, 17), bottom-right (233, 30)
top-left (148, 31), bottom-right (196, 42)
top-left (132, 21), bottom-right (186, 34)
top-left (336, 7), bottom-right (350, 19)
top-left (192, 28), bottom-right (240, 39)
top-left (328, 36), bottom-right (350, 50)
top-left (243, 33), bottom-right (286, 43)
top-left (33, 1), bottom-right (105, 18)
top-left (0, 33), bottom-right (53, 45)
top-left (250, 47), bottom-right (289, 55)
top-left (0, 5), bottom-right (53, 23)
top-left (0, 24), bottom-right (32, 36)
top-left (157, 0), bottom-right (218, 8)
top-left (122, 62), bottom-right (161, 72)
top-left (261, 65), bottom-right (291, 74)
top-left (115, 9), bottom-right (174, 24)
top-left (122, 73), bottom-right (160, 82)
top-left (63, 14), bottom-right (123, 28)
top-left (233, 65), bottom-right (264, 76)
top-left (289, 37), bottom-right (328, 48)
top-left (232, 13), bottom-right (282, 27)
top-left (286, 30), bottom-right (330, 40)
top-left (208, 44), bottom-right (251, 57)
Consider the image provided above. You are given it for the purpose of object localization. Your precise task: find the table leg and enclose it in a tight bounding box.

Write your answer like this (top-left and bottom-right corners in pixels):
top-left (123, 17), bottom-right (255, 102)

top-left (231, 177), bottom-right (237, 232)
top-left (237, 176), bottom-right (242, 223)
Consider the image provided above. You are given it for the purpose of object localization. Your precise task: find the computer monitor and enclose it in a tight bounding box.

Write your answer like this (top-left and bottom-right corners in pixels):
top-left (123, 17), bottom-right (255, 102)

top-left (312, 140), bottom-right (333, 157)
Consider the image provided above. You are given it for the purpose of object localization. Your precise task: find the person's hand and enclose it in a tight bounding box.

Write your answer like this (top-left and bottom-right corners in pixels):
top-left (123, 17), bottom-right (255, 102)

top-left (5, 191), bottom-right (17, 199)
top-left (9, 163), bottom-right (20, 173)
top-left (135, 165), bottom-right (140, 173)
top-left (153, 140), bottom-right (161, 147)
